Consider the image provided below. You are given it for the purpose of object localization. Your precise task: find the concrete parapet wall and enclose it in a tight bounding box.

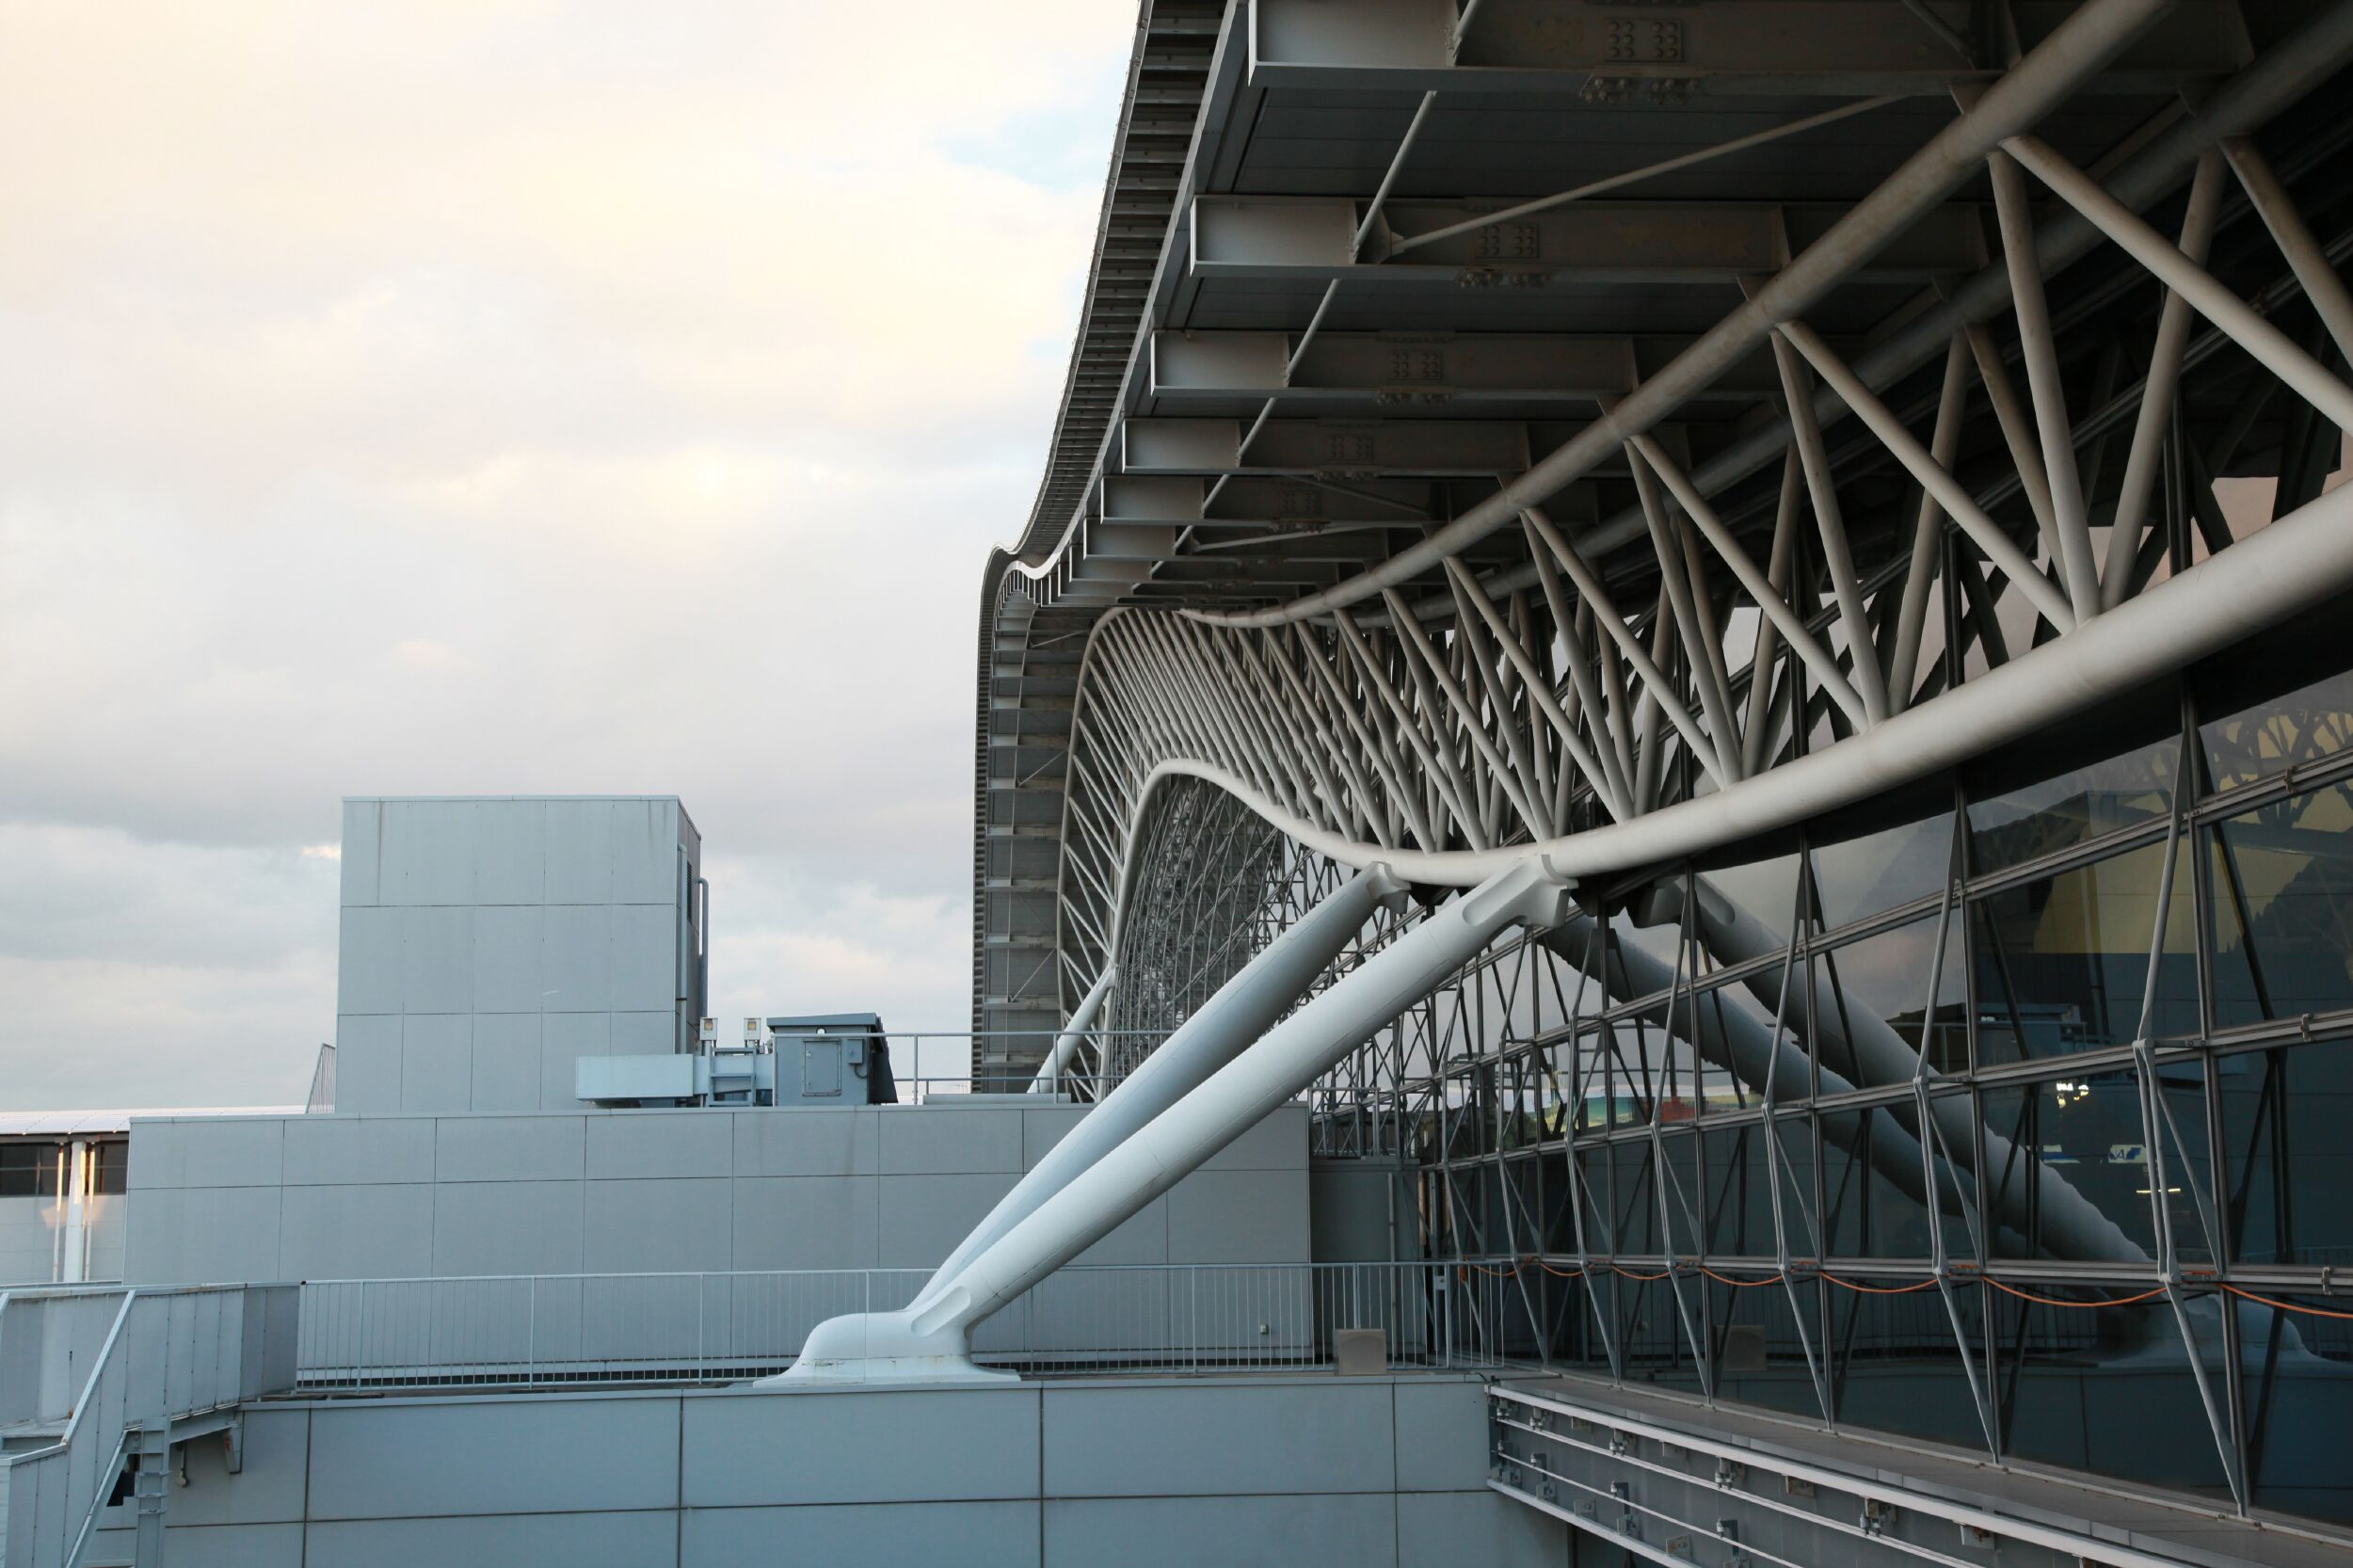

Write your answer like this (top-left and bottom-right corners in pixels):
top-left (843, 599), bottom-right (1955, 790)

top-left (122, 1102), bottom-right (1310, 1286)
top-left (76, 1373), bottom-right (1569, 1567)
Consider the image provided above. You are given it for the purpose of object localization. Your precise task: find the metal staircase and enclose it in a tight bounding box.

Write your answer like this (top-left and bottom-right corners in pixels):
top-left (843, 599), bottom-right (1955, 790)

top-left (0, 1285), bottom-right (297, 1568)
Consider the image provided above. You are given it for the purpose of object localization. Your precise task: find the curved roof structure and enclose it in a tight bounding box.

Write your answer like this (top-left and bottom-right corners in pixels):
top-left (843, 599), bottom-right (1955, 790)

top-left (972, 0), bottom-right (2353, 1081)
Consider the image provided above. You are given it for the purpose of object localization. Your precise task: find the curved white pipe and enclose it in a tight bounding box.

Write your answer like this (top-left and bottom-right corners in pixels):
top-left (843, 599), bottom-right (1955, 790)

top-left (1029, 965), bottom-right (1115, 1096)
top-left (1092, 478), bottom-right (2353, 888)
top-left (929, 866), bottom-right (1402, 1304)
top-left (775, 859), bottom-right (1571, 1384)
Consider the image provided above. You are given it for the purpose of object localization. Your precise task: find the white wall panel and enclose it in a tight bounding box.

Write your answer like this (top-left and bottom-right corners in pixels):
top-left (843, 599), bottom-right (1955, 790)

top-left (582, 1178), bottom-right (732, 1273)
top-left (539, 904), bottom-right (612, 1013)
top-left (542, 800), bottom-right (614, 904)
top-left (728, 1176), bottom-right (880, 1271)
top-left (398, 1017), bottom-right (472, 1114)
top-left (471, 906), bottom-right (544, 1014)
top-left (472, 799), bottom-right (547, 904)
top-left (336, 907), bottom-right (402, 1016)
top-left (306, 1398), bottom-right (680, 1518)
top-left (435, 1115), bottom-right (584, 1183)
top-left (398, 905), bottom-right (472, 1015)
top-left (470, 1014), bottom-right (543, 1112)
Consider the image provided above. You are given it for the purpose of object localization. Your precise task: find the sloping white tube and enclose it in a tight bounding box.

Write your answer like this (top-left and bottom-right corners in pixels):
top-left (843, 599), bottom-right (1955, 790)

top-left (937, 867), bottom-right (1403, 1301)
top-left (1657, 881), bottom-right (2142, 1264)
top-left (1029, 965), bottom-right (1116, 1096)
top-left (774, 857), bottom-right (1571, 1384)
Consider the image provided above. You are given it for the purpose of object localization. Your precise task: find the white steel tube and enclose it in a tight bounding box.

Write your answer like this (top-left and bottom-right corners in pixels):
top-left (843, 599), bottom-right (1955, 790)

top-left (2004, 133), bottom-right (2353, 433)
top-left (1029, 965), bottom-right (1116, 1096)
top-left (2105, 150), bottom-right (2225, 610)
top-left (1109, 473), bottom-right (2353, 889)
top-left (777, 859), bottom-right (1571, 1383)
top-left (1188, 0), bottom-right (2172, 629)
top-left (932, 867), bottom-right (1402, 1302)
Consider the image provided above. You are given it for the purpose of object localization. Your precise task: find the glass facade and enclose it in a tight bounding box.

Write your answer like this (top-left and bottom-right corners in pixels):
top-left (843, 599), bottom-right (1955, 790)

top-left (1323, 621), bottom-right (2353, 1529)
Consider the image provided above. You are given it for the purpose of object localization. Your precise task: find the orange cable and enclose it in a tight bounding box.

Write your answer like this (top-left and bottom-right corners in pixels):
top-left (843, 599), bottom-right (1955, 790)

top-left (1818, 1272), bottom-right (1943, 1295)
top-left (1980, 1279), bottom-right (2169, 1309)
top-left (1699, 1267), bottom-right (1788, 1288)
top-left (2220, 1283), bottom-right (2353, 1320)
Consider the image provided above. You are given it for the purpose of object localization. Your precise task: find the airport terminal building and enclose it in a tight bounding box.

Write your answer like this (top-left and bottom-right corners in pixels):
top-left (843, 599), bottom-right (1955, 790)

top-left (8, 3), bottom-right (2353, 1565)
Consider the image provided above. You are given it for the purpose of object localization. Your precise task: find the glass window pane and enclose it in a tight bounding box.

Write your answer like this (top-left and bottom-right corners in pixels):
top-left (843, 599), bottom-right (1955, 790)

top-left (2197, 608), bottom-right (2353, 793)
top-left (1810, 803), bottom-right (1955, 935)
top-left (1702, 1122), bottom-right (1776, 1258)
top-left (1826, 1284), bottom-right (1988, 1451)
top-left (1806, 913), bottom-right (1966, 1089)
top-left (1692, 846), bottom-right (1801, 966)
top-left (2218, 1042), bottom-right (2353, 1268)
top-left (1966, 733), bottom-right (2178, 872)
top-left (2206, 782), bottom-right (2353, 1027)
top-left (1820, 1106), bottom-right (1935, 1258)
top-left (1706, 1275), bottom-right (1827, 1423)
top-left (1980, 1069), bottom-right (2161, 1262)
top-left (1972, 840), bottom-right (2199, 1064)
top-left (1995, 1286), bottom-right (2232, 1502)
top-left (2243, 1285), bottom-right (2353, 1526)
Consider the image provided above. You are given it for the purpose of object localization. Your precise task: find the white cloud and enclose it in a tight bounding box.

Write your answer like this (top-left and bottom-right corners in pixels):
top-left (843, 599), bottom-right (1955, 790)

top-left (0, 0), bottom-right (1131, 1106)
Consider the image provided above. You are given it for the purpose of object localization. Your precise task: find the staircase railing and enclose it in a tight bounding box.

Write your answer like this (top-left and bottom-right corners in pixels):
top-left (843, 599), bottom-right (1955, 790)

top-left (0, 1284), bottom-right (298, 1568)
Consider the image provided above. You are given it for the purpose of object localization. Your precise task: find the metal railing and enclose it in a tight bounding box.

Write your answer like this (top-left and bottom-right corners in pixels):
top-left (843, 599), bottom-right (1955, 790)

top-left (2, 1284), bottom-right (299, 1568)
top-left (295, 1262), bottom-right (1507, 1389)
top-left (0, 1288), bottom-right (130, 1440)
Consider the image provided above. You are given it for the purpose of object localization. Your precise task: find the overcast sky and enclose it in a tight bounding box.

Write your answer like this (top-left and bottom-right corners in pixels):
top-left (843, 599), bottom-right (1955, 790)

top-left (0, 1), bottom-right (1135, 1108)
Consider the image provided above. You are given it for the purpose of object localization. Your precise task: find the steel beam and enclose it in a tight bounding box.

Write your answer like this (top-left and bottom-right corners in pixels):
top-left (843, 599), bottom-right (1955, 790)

top-left (1147, 330), bottom-right (1811, 406)
top-left (1249, 0), bottom-right (2244, 96)
top-left (1192, 196), bottom-right (1988, 284)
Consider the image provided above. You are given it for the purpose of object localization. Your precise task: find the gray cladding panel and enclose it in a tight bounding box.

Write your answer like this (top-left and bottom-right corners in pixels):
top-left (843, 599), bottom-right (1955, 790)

top-left (878, 1173), bottom-right (1018, 1269)
top-left (587, 1111), bottom-right (731, 1178)
top-left (281, 1116), bottom-right (435, 1186)
top-left (470, 1013), bottom-right (543, 1111)
top-left (304, 1512), bottom-right (678, 1568)
top-left (129, 1117), bottom-right (284, 1189)
top-left (610, 798), bottom-right (680, 904)
top-left (728, 1176), bottom-right (881, 1271)
top-left (1396, 1491), bottom-right (1569, 1568)
top-left (306, 1397), bottom-right (680, 1519)
top-left (121, 1523), bottom-right (304, 1568)
top-left (430, 1181), bottom-right (584, 1276)
top-left (582, 1178), bottom-right (733, 1272)
top-left (168, 1408), bottom-right (311, 1526)
top-left (680, 1387), bottom-right (1041, 1506)
top-left (341, 799), bottom-right (382, 907)
top-left (540, 1012), bottom-right (611, 1110)
top-left (336, 906), bottom-right (401, 1015)
top-left (1167, 1168), bottom-right (1309, 1264)
top-left (878, 1105), bottom-right (1024, 1174)
top-left (539, 904), bottom-right (612, 1013)
top-left (472, 798), bottom-right (547, 904)
top-left (124, 1185), bottom-right (283, 1284)
top-left (542, 799), bottom-right (615, 904)
top-left (731, 1108), bottom-right (877, 1176)
top-left (682, 1501), bottom-right (1038, 1568)
top-left (471, 905), bottom-right (545, 1013)
top-left (1392, 1378), bottom-right (1492, 1493)
top-left (280, 1183), bottom-right (435, 1279)
top-left (332, 1015), bottom-right (401, 1112)
top-left (435, 1114), bottom-right (584, 1183)
top-left (1201, 1103), bottom-right (1308, 1172)
top-left (397, 905), bottom-right (472, 1014)
top-left (381, 800), bottom-right (476, 905)
top-left (609, 904), bottom-right (680, 1012)
top-left (1043, 1383), bottom-right (1397, 1497)
top-left (1043, 1494), bottom-right (1400, 1568)
top-left (398, 1016), bottom-right (472, 1114)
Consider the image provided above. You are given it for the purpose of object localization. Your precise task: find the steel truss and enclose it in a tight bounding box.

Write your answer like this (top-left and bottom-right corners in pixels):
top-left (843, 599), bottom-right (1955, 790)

top-left (982, 0), bottom-right (2353, 1533)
